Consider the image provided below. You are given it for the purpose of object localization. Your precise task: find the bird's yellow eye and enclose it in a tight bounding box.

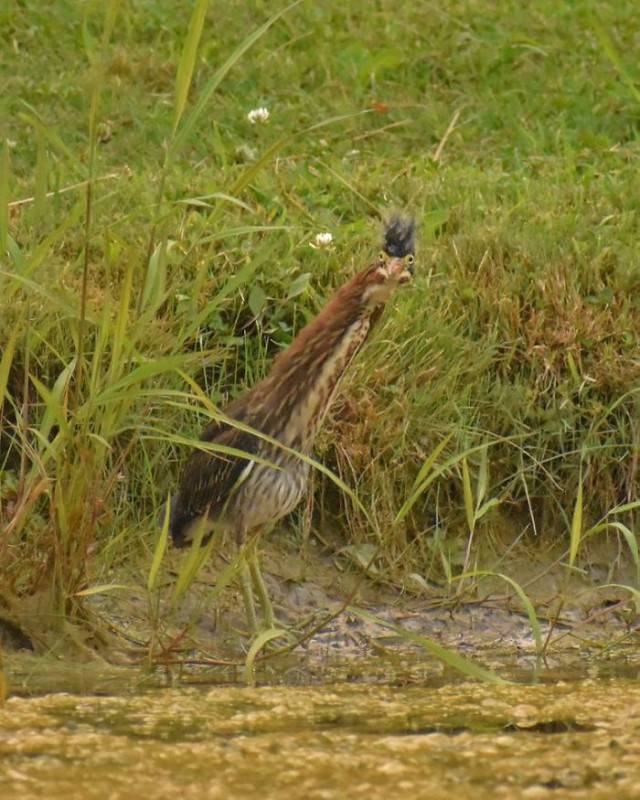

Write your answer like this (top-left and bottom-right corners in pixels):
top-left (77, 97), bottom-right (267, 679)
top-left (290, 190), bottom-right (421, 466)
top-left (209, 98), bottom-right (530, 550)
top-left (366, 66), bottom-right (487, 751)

top-left (406, 254), bottom-right (415, 265)
top-left (378, 251), bottom-right (386, 263)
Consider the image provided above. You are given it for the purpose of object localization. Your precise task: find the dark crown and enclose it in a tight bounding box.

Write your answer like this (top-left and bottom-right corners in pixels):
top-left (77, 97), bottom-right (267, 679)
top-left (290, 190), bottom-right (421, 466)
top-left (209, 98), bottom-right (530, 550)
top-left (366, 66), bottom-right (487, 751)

top-left (382, 215), bottom-right (415, 258)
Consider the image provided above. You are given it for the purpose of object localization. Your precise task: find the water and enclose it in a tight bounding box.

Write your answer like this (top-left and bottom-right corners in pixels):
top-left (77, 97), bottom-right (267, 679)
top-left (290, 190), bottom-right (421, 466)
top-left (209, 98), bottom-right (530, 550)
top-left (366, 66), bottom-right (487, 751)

top-left (2, 677), bottom-right (639, 799)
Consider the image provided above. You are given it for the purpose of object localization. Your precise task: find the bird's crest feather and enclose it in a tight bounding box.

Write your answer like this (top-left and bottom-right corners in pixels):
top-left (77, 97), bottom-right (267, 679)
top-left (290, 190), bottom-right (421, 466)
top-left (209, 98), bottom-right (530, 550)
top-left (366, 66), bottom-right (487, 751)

top-left (383, 215), bottom-right (415, 258)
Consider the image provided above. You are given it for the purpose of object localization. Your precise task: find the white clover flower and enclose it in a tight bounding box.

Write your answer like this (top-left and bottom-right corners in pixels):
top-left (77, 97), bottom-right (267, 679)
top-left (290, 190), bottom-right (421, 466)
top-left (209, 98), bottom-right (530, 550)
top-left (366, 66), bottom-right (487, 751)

top-left (309, 231), bottom-right (333, 250)
top-left (247, 107), bottom-right (270, 124)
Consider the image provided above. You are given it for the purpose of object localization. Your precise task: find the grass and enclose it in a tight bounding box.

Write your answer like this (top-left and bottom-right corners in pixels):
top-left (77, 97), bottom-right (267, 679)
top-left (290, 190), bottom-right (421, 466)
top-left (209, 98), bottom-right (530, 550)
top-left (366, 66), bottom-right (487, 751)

top-left (1, 0), bottom-right (639, 662)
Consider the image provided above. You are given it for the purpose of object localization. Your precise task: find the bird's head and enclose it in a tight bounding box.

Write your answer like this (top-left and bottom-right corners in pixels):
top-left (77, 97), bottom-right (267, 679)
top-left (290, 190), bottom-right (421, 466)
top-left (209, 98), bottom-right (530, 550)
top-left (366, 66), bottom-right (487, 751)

top-left (360, 215), bottom-right (416, 307)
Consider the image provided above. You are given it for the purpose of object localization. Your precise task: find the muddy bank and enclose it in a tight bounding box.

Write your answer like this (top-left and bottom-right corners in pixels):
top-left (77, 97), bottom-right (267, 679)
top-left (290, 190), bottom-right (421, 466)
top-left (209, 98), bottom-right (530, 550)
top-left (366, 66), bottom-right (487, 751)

top-left (2, 535), bottom-right (639, 695)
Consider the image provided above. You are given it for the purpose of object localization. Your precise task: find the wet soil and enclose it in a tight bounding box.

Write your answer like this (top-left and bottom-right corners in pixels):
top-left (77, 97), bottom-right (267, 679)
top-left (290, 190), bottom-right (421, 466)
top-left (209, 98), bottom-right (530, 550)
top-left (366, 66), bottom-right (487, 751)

top-left (3, 535), bottom-right (639, 696)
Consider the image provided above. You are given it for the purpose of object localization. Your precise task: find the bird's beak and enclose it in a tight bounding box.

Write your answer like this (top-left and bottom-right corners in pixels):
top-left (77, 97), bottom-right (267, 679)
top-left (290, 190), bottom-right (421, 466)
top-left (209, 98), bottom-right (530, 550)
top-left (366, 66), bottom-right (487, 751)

top-left (388, 257), bottom-right (414, 285)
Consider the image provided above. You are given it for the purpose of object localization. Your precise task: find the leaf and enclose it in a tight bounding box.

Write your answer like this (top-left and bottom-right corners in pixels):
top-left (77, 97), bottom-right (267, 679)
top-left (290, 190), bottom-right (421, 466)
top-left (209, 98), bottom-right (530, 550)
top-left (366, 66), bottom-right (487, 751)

top-left (287, 272), bottom-right (312, 298)
top-left (243, 627), bottom-right (288, 686)
top-left (462, 457), bottom-right (475, 533)
top-left (248, 284), bottom-right (266, 317)
top-left (94, 355), bottom-right (187, 406)
top-left (175, 192), bottom-right (254, 213)
top-left (171, 519), bottom-right (218, 608)
top-left (73, 584), bottom-right (132, 597)
top-left (476, 497), bottom-right (501, 520)
top-left (172, 1), bottom-right (302, 155)
top-left (0, 327), bottom-right (18, 417)
top-left (107, 255), bottom-right (134, 385)
top-left (421, 209), bottom-right (450, 241)
top-left (0, 268), bottom-right (81, 317)
top-left (148, 495), bottom-right (171, 592)
top-left (227, 110), bottom-right (374, 206)
top-left (140, 239), bottom-right (167, 314)
top-left (0, 140), bottom-right (9, 254)
top-left (586, 521), bottom-right (640, 584)
top-left (412, 433), bottom-right (454, 488)
top-left (18, 108), bottom-right (81, 168)
top-left (476, 443), bottom-right (489, 509)
top-left (185, 230), bottom-right (287, 339)
top-left (2, 200), bottom-right (85, 287)
top-left (608, 500), bottom-right (640, 515)
top-left (396, 437), bottom-right (513, 524)
top-left (590, 13), bottom-right (640, 104)
top-left (473, 571), bottom-right (543, 658)
top-left (569, 470), bottom-right (584, 568)
top-left (31, 359), bottom-right (76, 444)
top-left (172, 0), bottom-right (209, 137)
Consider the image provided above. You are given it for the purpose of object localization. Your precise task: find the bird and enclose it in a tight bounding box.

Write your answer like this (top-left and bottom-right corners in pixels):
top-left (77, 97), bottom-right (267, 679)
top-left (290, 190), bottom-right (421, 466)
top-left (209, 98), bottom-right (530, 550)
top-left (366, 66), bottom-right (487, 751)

top-left (166, 216), bottom-right (416, 634)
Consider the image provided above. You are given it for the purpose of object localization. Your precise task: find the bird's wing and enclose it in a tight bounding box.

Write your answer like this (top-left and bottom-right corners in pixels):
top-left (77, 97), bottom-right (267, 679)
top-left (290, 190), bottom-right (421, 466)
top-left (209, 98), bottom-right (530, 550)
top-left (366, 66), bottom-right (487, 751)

top-left (174, 418), bottom-right (261, 519)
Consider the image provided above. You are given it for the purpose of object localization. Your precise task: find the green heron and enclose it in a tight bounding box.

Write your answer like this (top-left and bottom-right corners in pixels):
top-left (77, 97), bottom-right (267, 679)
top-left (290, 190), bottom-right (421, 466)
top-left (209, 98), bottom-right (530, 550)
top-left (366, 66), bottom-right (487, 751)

top-left (168, 217), bottom-right (416, 633)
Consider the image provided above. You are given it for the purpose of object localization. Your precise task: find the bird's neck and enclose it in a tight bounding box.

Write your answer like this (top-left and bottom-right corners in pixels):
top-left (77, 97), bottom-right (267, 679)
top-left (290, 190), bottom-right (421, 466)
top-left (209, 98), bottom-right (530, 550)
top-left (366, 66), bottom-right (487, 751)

top-left (253, 272), bottom-right (383, 450)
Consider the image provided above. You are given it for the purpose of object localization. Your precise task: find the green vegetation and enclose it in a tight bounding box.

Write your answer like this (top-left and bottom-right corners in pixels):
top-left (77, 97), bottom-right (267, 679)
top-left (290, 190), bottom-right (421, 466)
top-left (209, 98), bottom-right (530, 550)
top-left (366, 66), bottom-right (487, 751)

top-left (0, 0), bottom-right (639, 657)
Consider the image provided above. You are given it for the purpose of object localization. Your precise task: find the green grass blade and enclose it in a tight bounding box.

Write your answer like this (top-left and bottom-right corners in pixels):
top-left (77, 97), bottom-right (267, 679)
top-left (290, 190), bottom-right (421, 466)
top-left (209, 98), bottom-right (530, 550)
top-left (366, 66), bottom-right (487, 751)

top-left (73, 584), bottom-right (132, 597)
top-left (411, 433), bottom-right (454, 490)
top-left (194, 224), bottom-right (291, 247)
top-left (89, 287), bottom-right (112, 397)
top-left (139, 240), bottom-right (167, 315)
top-left (590, 13), bottom-right (640, 104)
top-left (227, 111), bottom-right (370, 200)
top-left (171, 521), bottom-right (219, 608)
top-left (0, 268), bottom-right (82, 318)
top-left (30, 360), bottom-right (76, 444)
top-left (172, 0), bottom-right (209, 137)
top-left (175, 192), bottom-right (255, 212)
top-left (186, 230), bottom-right (286, 335)
top-left (200, 549), bottom-right (246, 606)
top-left (607, 522), bottom-right (640, 585)
top-left (462, 457), bottom-right (475, 533)
top-left (94, 356), bottom-right (189, 406)
top-left (0, 327), bottom-right (18, 419)
top-left (476, 443), bottom-right (489, 509)
top-left (0, 656), bottom-right (7, 704)
top-left (586, 521), bottom-right (640, 585)
top-left (9, 200), bottom-right (85, 281)
top-left (608, 500), bottom-right (640, 515)
top-left (148, 496), bottom-right (171, 592)
top-left (0, 140), bottom-right (9, 254)
top-left (396, 439), bottom-right (513, 524)
top-left (107, 255), bottom-right (134, 385)
top-left (349, 607), bottom-right (508, 684)
top-left (171, 0), bottom-right (301, 156)
top-left (473, 571), bottom-right (543, 658)
top-left (569, 469), bottom-right (584, 568)
top-left (476, 497), bottom-right (500, 520)
top-left (34, 126), bottom-right (48, 225)
top-left (18, 108), bottom-right (82, 169)
top-left (243, 628), bottom-right (289, 686)
top-left (54, 479), bottom-right (70, 550)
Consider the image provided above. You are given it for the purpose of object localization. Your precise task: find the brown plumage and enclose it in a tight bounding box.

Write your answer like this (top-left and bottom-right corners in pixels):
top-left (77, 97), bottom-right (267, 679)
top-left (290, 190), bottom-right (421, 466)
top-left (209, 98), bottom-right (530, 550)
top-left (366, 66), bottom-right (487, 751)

top-left (167, 216), bottom-right (416, 631)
